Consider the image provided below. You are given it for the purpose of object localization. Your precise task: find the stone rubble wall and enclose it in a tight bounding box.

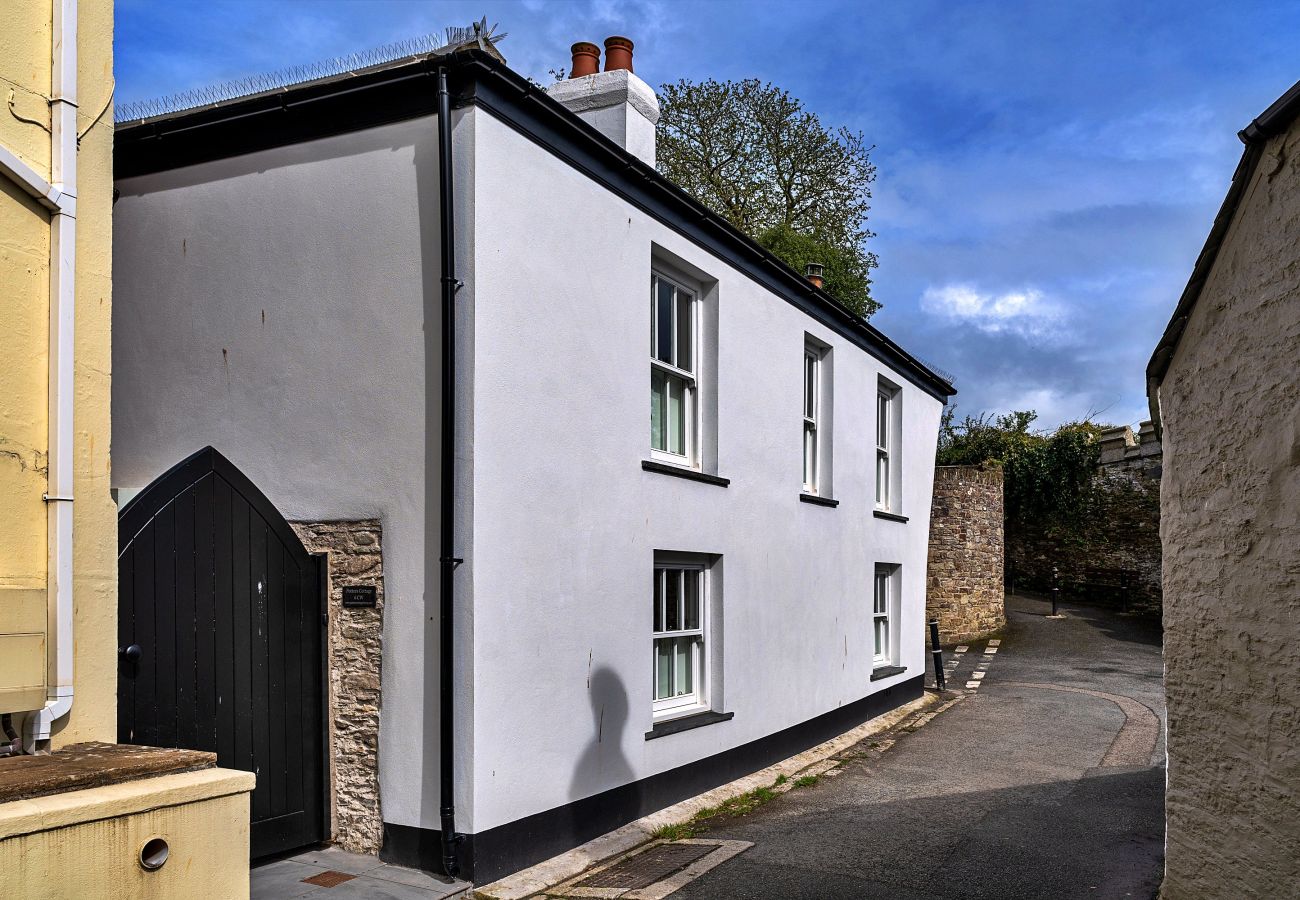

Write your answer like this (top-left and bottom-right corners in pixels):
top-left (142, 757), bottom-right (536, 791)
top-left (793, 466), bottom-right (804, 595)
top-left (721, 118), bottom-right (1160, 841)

top-left (926, 466), bottom-right (1005, 643)
top-left (290, 520), bottom-right (384, 855)
top-left (1006, 423), bottom-right (1162, 614)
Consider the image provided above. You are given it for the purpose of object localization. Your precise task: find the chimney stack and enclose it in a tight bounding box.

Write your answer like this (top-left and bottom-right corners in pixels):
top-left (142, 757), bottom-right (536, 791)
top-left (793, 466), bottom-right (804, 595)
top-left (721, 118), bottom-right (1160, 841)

top-left (603, 36), bottom-right (634, 72)
top-left (569, 42), bottom-right (600, 78)
top-left (805, 263), bottom-right (825, 289)
top-left (547, 36), bottom-right (660, 166)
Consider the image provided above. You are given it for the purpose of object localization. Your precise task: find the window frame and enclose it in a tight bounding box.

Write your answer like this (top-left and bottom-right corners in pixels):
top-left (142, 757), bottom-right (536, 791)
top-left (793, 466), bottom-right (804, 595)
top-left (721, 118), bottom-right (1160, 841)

top-left (875, 383), bottom-right (898, 511)
top-left (873, 564), bottom-right (897, 667)
top-left (802, 347), bottom-right (820, 494)
top-left (650, 271), bottom-right (700, 468)
top-left (652, 562), bottom-right (709, 720)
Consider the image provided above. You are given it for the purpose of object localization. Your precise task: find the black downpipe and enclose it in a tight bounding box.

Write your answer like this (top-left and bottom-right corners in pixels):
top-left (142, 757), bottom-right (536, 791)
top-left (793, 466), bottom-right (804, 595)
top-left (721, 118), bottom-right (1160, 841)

top-left (437, 65), bottom-right (464, 878)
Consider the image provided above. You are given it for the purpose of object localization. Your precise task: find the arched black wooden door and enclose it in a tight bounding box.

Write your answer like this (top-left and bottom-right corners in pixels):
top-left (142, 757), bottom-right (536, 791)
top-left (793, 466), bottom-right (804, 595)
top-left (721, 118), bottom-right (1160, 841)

top-left (118, 446), bottom-right (327, 858)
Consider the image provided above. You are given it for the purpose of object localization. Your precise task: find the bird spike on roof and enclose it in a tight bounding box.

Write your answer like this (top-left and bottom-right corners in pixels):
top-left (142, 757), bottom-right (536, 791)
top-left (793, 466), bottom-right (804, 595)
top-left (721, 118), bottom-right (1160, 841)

top-left (115, 18), bottom-right (506, 124)
top-left (917, 357), bottom-right (956, 387)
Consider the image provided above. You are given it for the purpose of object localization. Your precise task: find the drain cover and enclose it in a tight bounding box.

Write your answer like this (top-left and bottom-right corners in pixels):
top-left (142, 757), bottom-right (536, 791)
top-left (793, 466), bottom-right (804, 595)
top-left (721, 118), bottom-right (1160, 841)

top-left (301, 870), bottom-right (356, 888)
top-left (576, 842), bottom-right (718, 890)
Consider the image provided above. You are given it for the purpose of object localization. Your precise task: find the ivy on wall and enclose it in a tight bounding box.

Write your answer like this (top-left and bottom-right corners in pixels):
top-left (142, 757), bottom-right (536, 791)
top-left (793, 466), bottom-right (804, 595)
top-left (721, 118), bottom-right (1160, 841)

top-left (938, 408), bottom-right (1162, 612)
top-left (937, 409), bottom-right (1104, 538)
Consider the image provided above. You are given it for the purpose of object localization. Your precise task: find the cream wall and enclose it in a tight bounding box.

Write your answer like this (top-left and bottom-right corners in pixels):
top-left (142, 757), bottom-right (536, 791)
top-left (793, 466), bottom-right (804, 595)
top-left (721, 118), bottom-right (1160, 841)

top-left (0, 0), bottom-right (117, 744)
top-left (1158, 114), bottom-right (1300, 897)
top-left (0, 768), bottom-right (255, 899)
top-left (0, 3), bottom-right (53, 625)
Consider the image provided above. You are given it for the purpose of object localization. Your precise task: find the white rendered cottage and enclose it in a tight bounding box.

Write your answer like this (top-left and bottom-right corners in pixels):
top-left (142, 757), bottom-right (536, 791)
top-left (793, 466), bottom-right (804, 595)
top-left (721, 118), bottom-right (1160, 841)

top-left (110, 36), bottom-right (955, 882)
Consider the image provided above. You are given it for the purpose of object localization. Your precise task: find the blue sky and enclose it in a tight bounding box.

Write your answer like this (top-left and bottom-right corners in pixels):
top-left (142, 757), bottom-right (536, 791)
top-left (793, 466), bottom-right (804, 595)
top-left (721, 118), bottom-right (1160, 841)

top-left (116, 1), bottom-right (1300, 430)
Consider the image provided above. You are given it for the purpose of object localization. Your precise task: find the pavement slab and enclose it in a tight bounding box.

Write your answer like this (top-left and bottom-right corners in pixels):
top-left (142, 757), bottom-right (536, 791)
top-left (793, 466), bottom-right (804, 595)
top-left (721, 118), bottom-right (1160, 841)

top-left (252, 847), bottom-right (469, 900)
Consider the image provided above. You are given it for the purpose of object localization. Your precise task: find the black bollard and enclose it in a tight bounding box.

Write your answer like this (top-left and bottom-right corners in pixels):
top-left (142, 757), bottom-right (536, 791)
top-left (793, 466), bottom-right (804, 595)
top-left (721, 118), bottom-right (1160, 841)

top-left (928, 619), bottom-right (946, 691)
top-left (1051, 566), bottom-right (1060, 616)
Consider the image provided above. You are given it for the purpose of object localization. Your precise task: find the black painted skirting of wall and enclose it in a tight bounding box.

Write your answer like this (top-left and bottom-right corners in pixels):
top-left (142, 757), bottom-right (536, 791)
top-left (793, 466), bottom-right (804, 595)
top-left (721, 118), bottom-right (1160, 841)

top-left (380, 675), bottom-right (923, 884)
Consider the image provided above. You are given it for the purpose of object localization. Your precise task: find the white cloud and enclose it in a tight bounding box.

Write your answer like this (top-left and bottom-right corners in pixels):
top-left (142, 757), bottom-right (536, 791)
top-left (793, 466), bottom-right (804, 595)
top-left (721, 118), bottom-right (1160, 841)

top-left (919, 283), bottom-right (1068, 340)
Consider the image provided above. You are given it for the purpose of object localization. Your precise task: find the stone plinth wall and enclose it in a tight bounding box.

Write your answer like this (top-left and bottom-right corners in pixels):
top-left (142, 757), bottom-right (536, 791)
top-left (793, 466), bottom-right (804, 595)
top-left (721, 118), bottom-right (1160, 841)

top-left (291, 520), bottom-right (383, 854)
top-left (927, 466), bottom-right (1005, 643)
top-left (1006, 424), bottom-right (1162, 615)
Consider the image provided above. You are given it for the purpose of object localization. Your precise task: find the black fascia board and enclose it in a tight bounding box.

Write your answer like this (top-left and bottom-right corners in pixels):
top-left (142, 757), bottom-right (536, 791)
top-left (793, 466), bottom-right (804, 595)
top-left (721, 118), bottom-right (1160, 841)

top-left (114, 49), bottom-right (955, 401)
top-left (114, 59), bottom-right (448, 180)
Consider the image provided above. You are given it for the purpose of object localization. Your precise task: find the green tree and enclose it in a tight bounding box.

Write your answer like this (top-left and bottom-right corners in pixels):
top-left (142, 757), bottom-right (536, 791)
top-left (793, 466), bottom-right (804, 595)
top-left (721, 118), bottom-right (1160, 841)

top-left (656, 78), bottom-right (879, 317)
top-left (756, 225), bottom-right (879, 318)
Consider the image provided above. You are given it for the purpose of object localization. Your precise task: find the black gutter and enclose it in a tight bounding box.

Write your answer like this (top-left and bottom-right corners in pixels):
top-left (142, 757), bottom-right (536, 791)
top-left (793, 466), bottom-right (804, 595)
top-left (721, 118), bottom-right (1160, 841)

top-left (1146, 77), bottom-right (1300, 431)
top-left (436, 64), bottom-right (463, 877)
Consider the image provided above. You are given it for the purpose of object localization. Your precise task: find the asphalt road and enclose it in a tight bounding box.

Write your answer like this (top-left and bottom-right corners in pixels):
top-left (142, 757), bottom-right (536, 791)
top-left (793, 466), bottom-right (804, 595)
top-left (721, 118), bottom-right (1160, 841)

top-left (675, 595), bottom-right (1166, 900)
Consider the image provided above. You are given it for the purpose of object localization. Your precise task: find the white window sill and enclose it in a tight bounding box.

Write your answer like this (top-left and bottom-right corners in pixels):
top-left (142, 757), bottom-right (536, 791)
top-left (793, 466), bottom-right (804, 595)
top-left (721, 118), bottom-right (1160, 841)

top-left (652, 700), bottom-right (709, 722)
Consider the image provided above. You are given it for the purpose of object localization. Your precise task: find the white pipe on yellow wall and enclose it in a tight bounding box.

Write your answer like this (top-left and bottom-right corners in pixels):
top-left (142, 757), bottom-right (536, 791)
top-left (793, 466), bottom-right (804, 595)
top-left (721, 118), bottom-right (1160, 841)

top-left (24, 0), bottom-right (78, 752)
top-left (0, 144), bottom-right (68, 212)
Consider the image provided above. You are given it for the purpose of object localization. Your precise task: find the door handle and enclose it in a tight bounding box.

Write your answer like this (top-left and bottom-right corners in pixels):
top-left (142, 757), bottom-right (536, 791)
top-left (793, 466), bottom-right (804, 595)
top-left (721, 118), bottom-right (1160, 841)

top-left (119, 644), bottom-right (142, 662)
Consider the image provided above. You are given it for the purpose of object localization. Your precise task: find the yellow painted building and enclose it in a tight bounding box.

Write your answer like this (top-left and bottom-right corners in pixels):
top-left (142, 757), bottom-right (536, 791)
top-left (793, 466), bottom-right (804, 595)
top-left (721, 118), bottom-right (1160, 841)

top-left (1, 0), bottom-right (114, 746)
top-left (1, 2), bottom-right (255, 894)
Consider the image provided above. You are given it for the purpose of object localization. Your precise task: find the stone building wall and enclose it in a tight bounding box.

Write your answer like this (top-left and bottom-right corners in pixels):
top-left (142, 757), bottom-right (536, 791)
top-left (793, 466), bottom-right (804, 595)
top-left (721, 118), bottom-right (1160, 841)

top-left (926, 466), bottom-right (1005, 643)
top-left (290, 520), bottom-right (384, 855)
top-left (1005, 422), bottom-right (1162, 614)
top-left (1156, 112), bottom-right (1300, 898)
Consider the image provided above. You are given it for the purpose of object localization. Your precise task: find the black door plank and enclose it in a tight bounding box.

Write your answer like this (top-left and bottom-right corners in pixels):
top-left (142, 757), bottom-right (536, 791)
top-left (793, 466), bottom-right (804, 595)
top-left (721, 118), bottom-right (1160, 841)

top-left (174, 485), bottom-right (198, 749)
top-left (283, 553), bottom-right (305, 818)
top-left (231, 489), bottom-right (254, 782)
top-left (252, 810), bottom-right (312, 859)
top-left (131, 523), bottom-right (156, 745)
top-left (213, 475), bottom-right (237, 766)
top-left (193, 473), bottom-right (218, 753)
top-left (152, 500), bottom-right (177, 748)
top-left (305, 558), bottom-right (326, 831)
top-left (250, 517), bottom-right (272, 822)
top-left (266, 535), bottom-right (287, 818)
top-left (117, 545), bottom-right (135, 742)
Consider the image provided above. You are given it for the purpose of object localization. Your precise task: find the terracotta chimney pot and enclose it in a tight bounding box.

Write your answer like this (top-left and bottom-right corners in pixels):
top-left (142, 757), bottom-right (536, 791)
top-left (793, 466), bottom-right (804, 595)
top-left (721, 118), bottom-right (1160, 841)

top-left (570, 42), bottom-right (600, 78)
top-left (805, 263), bottom-right (825, 289)
top-left (604, 36), bottom-right (634, 73)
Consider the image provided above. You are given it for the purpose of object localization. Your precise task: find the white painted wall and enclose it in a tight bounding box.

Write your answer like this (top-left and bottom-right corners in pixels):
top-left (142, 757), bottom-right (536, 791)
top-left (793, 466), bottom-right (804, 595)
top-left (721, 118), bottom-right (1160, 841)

top-left (112, 103), bottom-right (945, 845)
top-left (112, 116), bottom-right (444, 832)
top-left (465, 110), bottom-right (941, 832)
